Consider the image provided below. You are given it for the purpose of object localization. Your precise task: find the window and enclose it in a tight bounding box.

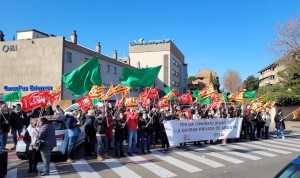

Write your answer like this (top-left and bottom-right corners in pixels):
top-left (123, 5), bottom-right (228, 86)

top-left (65, 52), bottom-right (72, 63)
top-left (172, 70), bottom-right (179, 77)
top-left (114, 67), bottom-right (117, 74)
top-left (107, 64), bottom-right (110, 72)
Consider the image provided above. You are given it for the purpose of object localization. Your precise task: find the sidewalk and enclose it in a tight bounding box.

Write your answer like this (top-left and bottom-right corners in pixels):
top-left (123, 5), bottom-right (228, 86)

top-left (5, 134), bottom-right (26, 169)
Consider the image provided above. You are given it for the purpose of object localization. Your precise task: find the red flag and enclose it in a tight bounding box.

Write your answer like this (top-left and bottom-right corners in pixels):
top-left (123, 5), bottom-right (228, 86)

top-left (76, 95), bottom-right (93, 111)
top-left (142, 98), bottom-right (151, 107)
top-left (178, 93), bottom-right (193, 104)
top-left (115, 99), bottom-right (123, 108)
top-left (49, 92), bottom-right (61, 103)
top-left (21, 91), bottom-right (51, 112)
top-left (159, 97), bottom-right (169, 107)
top-left (139, 87), bottom-right (151, 98)
top-left (148, 86), bottom-right (159, 99)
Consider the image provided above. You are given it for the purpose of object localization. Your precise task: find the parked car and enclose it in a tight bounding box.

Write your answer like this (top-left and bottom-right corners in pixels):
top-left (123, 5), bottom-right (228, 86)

top-left (16, 118), bottom-right (85, 160)
top-left (274, 156), bottom-right (300, 178)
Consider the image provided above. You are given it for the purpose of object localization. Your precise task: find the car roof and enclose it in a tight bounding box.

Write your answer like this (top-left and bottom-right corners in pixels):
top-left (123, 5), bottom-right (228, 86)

top-left (291, 156), bottom-right (300, 165)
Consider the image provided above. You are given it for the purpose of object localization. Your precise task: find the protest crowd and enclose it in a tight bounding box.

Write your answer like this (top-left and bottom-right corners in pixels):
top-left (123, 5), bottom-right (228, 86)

top-left (0, 58), bottom-right (293, 176)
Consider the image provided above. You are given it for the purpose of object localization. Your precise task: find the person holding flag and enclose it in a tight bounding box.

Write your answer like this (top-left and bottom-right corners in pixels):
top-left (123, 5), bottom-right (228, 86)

top-left (274, 109), bottom-right (286, 139)
top-left (0, 104), bottom-right (10, 150)
top-left (124, 108), bottom-right (139, 156)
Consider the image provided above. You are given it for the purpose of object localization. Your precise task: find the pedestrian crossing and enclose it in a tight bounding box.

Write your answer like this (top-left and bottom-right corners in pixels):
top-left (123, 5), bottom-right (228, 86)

top-left (6, 136), bottom-right (300, 178)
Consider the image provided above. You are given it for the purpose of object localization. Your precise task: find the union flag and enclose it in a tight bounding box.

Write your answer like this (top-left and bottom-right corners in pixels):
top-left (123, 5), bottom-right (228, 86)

top-left (21, 91), bottom-right (51, 112)
top-left (178, 93), bottom-right (193, 104)
top-left (76, 95), bottom-right (93, 111)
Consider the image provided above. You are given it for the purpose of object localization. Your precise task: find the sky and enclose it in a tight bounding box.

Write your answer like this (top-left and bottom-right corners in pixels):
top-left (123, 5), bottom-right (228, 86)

top-left (1, 0), bottom-right (300, 83)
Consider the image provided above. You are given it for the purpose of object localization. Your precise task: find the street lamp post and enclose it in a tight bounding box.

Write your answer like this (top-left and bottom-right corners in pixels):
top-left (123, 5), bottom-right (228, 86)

top-left (265, 81), bottom-right (270, 93)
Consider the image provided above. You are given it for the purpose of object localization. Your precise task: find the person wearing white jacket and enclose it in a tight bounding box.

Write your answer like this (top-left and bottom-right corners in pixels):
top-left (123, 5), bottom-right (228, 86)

top-left (262, 110), bottom-right (271, 139)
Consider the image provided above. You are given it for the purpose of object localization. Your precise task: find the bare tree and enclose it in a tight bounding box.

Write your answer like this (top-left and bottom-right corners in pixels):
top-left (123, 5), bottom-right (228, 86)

top-left (271, 16), bottom-right (300, 81)
top-left (222, 69), bottom-right (242, 93)
top-left (271, 16), bottom-right (300, 56)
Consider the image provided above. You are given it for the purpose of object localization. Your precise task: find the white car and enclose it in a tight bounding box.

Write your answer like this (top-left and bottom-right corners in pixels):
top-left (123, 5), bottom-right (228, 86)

top-left (16, 118), bottom-right (85, 160)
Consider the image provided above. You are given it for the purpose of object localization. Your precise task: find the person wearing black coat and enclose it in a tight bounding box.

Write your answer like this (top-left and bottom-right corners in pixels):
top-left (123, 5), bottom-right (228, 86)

top-left (138, 111), bottom-right (153, 154)
top-left (274, 109), bottom-right (285, 139)
top-left (0, 104), bottom-right (10, 150)
top-left (84, 113), bottom-right (96, 156)
top-left (10, 104), bottom-right (28, 150)
top-left (159, 111), bottom-right (172, 152)
top-left (112, 112), bottom-right (126, 159)
top-left (23, 118), bottom-right (40, 173)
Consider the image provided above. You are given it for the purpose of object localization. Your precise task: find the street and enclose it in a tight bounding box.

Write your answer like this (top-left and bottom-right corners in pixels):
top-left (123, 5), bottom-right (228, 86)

top-left (4, 121), bottom-right (300, 178)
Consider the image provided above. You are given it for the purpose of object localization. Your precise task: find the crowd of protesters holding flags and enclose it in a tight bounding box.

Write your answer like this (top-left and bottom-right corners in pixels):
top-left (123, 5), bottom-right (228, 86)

top-left (0, 58), bottom-right (297, 176)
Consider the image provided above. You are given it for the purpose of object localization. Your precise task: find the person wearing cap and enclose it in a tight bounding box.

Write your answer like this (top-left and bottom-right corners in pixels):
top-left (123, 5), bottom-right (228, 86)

top-left (37, 117), bottom-right (56, 176)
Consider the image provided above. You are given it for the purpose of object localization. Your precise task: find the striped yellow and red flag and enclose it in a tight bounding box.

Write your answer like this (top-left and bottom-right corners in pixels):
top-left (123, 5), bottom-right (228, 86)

top-left (101, 83), bottom-right (114, 100)
top-left (263, 100), bottom-right (277, 110)
top-left (251, 95), bottom-right (265, 104)
top-left (292, 107), bottom-right (300, 119)
top-left (49, 86), bottom-right (61, 103)
top-left (88, 85), bottom-right (105, 99)
top-left (228, 89), bottom-right (245, 102)
top-left (198, 83), bottom-right (215, 98)
top-left (125, 97), bottom-right (140, 108)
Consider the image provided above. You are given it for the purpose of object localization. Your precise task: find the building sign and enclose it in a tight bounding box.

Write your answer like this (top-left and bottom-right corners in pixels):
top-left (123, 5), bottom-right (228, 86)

top-left (3, 85), bottom-right (53, 91)
top-left (2, 45), bottom-right (17, 53)
top-left (130, 39), bottom-right (170, 46)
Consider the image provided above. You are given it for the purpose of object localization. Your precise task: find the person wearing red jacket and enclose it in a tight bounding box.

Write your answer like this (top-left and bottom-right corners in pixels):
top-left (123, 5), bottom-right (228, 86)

top-left (125, 109), bottom-right (139, 156)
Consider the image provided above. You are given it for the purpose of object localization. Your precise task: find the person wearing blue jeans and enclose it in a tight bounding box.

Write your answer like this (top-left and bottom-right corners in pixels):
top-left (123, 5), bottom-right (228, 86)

top-left (0, 105), bottom-right (10, 150)
top-left (125, 110), bottom-right (138, 156)
top-left (96, 135), bottom-right (108, 158)
top-left (274, 109), bottom-right (285, 139)
top-left (127, 130), bottom-right (137, 155)
top-left (66, 110), bottom-right (80, 163)
top-left (138, 111), bottom-right (153, 154)
top-left (0, 132), bottom-right (8, 149)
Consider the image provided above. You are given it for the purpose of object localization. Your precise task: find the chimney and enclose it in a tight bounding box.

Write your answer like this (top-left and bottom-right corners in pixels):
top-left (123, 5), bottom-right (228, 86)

top-left (128, 56), bottom-right (131, 66)
top-left (71, 30), bottom-right (77, 44)
top-left (95, 42), bottom-right (101, 53)
top-left (0, 31), bottom-right (5, 42)
top-left (113, 50), bottom-right (118, 59)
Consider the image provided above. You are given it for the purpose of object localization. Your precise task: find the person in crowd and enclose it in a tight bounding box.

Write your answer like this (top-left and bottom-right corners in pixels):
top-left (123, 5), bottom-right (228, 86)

top-left (274, 109), bottom-right (285, 139)
top-left (241, 108), bottom-right (249, 140)
top-left (23, 118), bottom-right (40, 173)
top-left (138, 111), bottom-right (153, 154)
top-left (159, 110), bottom-right (171, 152)
top-left (94, 107), bottom-right (109, 161)
top-left (106, 108), bottom-right (113, 150)
top-left (262, 110), bottom-right (271, 139)
top-left (37, 117), bottom-right (56, 176)
top-left (151, 108), bottom-right (161, 146)
top-left (43, 104), bottom-right (54, 116)
top-left (125, 108), bottom-right (139, 156)
top-left (66, 110), bottom-right (81, 163)
top-left (192, 108), bottom-right (201, 120)
top-left (10, 103), bottom-right (27, 150)
top-left (255, 111), bottom-right (264, 140)
top-left (55, 105), bottom-right (64, 117)
top-left (0, 104), bottom-right (10, 150)
top-left (249, 109), bottom-right (257, 141)
top-left (112, 112), bottom-right (126, 158)
top-left (84, 107), bottom-right (96, 156)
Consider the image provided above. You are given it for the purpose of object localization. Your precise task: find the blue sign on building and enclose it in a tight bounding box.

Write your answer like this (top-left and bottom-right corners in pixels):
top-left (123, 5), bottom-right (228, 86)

top-left (3, 85), bottom-right (53, 91)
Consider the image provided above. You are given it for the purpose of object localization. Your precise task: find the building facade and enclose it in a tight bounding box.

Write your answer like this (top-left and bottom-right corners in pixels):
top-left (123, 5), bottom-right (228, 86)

top-left (0, 29), bottom-right (137, 101)
top-left (258, 59), bottom-right (286, 87)
top-left (129, 39), bottom-right (187, 94)
top-left (192, 69), bottom-right (219, 86)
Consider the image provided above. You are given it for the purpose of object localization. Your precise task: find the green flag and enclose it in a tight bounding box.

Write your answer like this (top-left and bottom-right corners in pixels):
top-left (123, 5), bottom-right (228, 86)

top-left (223, 92), bottom-right (228, 101)
top-left (164, 87), bottom-right (171, 94)
top-left (192, 89), bottom-right (200, 101)
top-left (62, 56), bottom-right (102, 97)
top-left (92, 98), bottom-right (101, 105)
top-left (2, 90), bottom-right (22, 102)
top-left (244, 91), bottom-right (256, 99)
top-left (199, 96), bottom-right (211, 104)
top-left (164, 87), bottom-right (178, 100)
top-left (119, 65), bottom-right (162, 88)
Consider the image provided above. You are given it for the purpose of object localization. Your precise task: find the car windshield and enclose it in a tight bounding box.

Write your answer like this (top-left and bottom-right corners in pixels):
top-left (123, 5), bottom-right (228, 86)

top-left (277, 163), bottom-right (300, 178)
top-left (48, 120), bottom-right (66, 130)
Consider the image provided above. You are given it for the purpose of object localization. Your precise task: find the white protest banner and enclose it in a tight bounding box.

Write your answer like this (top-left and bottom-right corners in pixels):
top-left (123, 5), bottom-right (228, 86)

top-left (163, 118), bottom-right (242, 145)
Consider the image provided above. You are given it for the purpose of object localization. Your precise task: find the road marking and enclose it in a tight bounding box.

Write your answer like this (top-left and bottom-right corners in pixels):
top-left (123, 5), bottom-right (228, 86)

top-left (279, 139), bottom-right (300, 144)
top-left (128, 154), bottom-right (177, 177)
top-left (72, 159), bottom-right (102, 178)
top-left (188, 146), bottom-right (244, 164)
top-left (238, 142), bottom-right (291, 154)
top-left (103, 158), bottom-right (142, 178)
top-left (5, 168), bottom-right (17, 178)
top-left (152, 150), bottom-right (202, 173)
top-left (204, 145), bottom-right (262, 160)
top-left (37, 162), bottom-right (60, 178)
top-left (253, 141), bottom-right (300, 152)
top-left (226, 144), bottom-right (277, 157)
top-left (172, 147), bottom-right (225, 168)
top-left (263, 139), bottom-right (300, 148)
